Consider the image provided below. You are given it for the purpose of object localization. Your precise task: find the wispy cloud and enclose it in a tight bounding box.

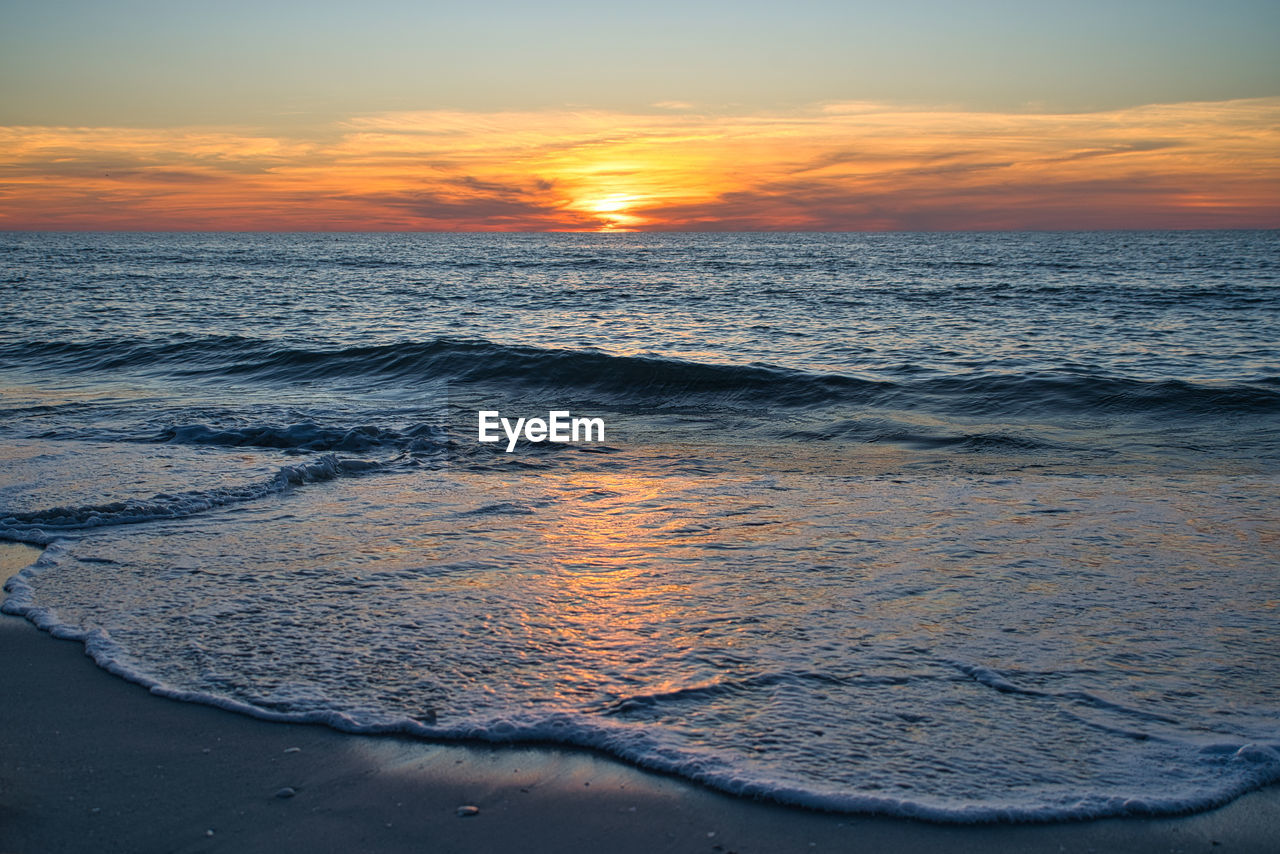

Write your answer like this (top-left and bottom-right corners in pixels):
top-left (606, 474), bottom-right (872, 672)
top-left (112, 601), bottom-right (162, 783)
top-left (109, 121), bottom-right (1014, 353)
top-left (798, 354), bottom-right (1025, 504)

top-left (1, 99), bottom-right (1276, 230)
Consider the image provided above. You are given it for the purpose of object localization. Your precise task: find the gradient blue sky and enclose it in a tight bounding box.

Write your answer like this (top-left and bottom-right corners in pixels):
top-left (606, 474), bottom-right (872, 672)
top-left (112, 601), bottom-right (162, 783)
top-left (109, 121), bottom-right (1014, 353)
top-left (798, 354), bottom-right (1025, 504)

top-left (3, 0), bottom-right (1278, 127)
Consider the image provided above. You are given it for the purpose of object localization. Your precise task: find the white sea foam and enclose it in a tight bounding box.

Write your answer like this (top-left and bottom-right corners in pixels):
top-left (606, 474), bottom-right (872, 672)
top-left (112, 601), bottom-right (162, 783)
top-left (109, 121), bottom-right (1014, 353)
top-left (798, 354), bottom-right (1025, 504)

top-left (5, 466), bottom-right (1279, 822)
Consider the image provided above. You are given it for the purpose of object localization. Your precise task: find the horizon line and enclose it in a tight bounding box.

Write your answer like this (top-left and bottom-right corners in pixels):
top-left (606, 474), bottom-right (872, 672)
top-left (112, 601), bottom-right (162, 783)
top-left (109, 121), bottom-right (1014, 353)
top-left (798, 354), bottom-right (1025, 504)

top-left (2, 227), bottom-right (1277, 235)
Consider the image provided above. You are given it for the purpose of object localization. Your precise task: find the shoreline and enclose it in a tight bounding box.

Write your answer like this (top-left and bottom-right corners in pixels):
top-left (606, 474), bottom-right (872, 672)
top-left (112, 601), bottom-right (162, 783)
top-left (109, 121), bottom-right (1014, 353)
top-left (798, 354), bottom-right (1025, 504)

top-left (2, 542), bottom-right (1278, 853)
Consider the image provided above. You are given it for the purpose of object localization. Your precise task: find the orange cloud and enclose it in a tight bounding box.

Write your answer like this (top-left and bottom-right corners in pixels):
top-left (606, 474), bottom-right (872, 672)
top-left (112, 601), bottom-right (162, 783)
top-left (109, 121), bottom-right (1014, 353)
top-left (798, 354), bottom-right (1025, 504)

top-left (1, 99), bottom-right (1277, 230)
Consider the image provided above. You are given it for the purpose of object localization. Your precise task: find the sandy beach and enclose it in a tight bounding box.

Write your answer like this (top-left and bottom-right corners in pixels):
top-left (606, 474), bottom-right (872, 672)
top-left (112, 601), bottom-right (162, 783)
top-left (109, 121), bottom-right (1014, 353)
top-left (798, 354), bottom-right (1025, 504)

top-left (1, 542), bottom-right (1276, 853)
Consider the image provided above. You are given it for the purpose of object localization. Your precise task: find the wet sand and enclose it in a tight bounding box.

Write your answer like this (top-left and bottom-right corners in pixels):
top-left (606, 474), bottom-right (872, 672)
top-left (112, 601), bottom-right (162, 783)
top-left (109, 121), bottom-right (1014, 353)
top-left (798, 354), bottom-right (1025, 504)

top-left (2, 542), bottom-right (1277, 853)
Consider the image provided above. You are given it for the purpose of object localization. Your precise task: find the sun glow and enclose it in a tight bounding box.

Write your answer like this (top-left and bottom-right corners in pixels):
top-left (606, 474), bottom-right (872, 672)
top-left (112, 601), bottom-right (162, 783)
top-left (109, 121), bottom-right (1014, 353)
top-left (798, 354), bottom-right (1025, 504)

top-left (587, 193), bottom-right (637, 214)
top-left (1, 99), bottom-right (1277, 230)
top-left (574, 193), bottom-right (646, 231)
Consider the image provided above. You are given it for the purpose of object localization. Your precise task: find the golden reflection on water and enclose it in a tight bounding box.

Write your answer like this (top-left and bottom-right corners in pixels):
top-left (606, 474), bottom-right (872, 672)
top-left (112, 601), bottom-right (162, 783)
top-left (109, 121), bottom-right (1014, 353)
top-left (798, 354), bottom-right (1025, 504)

top-left (535, 469), bottom-right (676, 574)
top-left (504, 467), bottom-right (731, 700)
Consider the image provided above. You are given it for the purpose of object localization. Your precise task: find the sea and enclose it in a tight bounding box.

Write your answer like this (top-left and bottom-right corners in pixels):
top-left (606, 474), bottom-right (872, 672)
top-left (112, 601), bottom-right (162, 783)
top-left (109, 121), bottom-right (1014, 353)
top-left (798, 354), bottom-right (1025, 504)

top-left (1, 230), bottom-right (1278, 822)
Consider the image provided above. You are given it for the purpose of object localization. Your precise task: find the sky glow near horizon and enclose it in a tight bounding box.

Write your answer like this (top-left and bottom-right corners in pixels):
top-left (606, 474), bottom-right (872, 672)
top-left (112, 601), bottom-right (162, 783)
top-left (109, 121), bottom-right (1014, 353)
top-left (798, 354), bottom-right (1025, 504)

top-left (1, 1), bottom-right (1277, 230)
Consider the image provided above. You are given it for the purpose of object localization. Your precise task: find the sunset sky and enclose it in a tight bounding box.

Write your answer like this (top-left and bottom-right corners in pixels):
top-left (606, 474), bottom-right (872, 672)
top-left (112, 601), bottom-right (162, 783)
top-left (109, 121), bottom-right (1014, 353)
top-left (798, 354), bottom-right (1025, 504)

top-left (2, 0), bottom-right (1277, 231)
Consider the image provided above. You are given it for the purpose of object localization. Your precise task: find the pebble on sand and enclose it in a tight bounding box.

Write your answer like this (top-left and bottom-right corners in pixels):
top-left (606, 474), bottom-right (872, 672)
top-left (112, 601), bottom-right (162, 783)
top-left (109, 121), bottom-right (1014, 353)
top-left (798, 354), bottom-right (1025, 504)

top-left (275, 787), bottom-right (297, 799)
top-left (456, 805), bottom-right (480, 817)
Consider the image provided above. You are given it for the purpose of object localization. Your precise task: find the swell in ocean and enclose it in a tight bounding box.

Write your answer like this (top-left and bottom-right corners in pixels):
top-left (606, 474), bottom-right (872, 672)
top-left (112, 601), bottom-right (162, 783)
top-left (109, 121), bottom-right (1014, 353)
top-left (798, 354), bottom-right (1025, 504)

top-left (4, 335), bottom-right (1278, 416)
top-left (2, 335), bottom-right (1276, 485)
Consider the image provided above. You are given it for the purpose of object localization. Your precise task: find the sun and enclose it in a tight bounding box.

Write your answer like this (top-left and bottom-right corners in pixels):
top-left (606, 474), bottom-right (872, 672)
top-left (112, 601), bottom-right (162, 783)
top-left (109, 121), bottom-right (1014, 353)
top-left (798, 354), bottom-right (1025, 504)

top-left (580, 193), bottom-right (645, 231)
top-left (588, 193), bottom-right (637, 214)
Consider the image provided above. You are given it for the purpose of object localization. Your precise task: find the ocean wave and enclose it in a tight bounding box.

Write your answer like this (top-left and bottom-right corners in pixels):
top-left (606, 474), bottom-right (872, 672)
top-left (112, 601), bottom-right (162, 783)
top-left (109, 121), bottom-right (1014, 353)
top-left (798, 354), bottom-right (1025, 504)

top-left (153, 421), bottom-right (444, 454)
top-left (4, 336), bottom-right (1279, 419)
top-left (0, 454), bottom-right (377, 544)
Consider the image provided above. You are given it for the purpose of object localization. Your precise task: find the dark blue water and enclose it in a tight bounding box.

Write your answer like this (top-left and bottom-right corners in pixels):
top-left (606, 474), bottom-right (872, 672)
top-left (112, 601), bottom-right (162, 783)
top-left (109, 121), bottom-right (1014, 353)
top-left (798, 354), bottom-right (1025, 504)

top-left (2, 231), bottom-right (1278, 820)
